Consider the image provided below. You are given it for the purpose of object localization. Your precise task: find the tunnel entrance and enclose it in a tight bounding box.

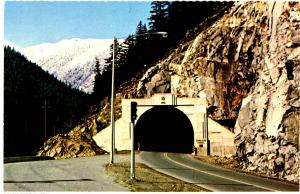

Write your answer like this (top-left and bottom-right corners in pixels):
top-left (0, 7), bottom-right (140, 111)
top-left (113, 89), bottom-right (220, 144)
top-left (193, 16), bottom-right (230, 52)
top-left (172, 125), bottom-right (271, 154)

top-left (135, 106), bottom-right (194, 153)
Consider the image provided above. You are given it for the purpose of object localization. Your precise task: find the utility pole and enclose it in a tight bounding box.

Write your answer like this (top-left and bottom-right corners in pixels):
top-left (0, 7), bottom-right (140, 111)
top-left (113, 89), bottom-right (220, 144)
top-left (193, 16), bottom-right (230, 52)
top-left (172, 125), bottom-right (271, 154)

top-left (110, 38), bottom-right (116, 164)
top-left (41, 99), bottom-right (51, 142)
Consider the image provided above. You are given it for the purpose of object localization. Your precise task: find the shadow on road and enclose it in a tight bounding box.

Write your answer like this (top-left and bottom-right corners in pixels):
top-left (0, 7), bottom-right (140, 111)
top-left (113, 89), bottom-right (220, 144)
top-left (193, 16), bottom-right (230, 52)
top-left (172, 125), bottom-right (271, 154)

top-left (4, 178), bottom-right (94, 183)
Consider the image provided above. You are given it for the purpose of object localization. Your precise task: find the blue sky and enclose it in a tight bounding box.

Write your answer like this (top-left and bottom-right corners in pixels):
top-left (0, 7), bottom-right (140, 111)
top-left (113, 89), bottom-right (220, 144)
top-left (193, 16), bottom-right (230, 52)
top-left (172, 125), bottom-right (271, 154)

top-left (4, 1), bottom-right (151, 47)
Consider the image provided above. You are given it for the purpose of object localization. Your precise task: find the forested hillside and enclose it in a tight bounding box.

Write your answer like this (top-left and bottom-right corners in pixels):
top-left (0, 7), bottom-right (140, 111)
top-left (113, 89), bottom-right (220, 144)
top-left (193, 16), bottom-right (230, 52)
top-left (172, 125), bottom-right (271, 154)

top-left (4, 46), bottom-right (91, 156)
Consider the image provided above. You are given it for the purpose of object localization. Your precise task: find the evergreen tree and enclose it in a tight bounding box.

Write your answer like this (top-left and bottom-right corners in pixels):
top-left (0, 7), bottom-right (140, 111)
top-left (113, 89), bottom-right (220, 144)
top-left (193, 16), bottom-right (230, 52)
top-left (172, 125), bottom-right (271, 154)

top-left (105, 38), bottom-right (122, 67)
top-left (93, 57), bottom-right (102, 97)
top-left (167, 1), bottom-right (233, 46)
top-left (135, 21), bottom-right (148, 47)
top-left (147, 1), bottom-right (170, 62)
top-left (136, 20), bottom-right (148, 35)
top-left (148, 1), bottom-right (170, 32)
top-left (92, 65), bottom-right (111, 101)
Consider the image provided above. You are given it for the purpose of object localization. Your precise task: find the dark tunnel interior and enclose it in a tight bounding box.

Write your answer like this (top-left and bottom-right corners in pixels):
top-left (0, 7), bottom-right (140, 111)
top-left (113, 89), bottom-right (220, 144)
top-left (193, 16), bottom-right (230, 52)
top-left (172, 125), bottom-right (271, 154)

top-left (134, 106), bottom-right (194, 153)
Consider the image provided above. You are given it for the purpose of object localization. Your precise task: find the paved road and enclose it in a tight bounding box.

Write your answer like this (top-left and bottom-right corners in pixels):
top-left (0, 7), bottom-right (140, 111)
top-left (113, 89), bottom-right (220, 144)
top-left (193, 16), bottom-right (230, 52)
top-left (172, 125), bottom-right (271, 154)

top-left (4, 155), bottom-right (130, 192)
top-left (139, 152), bottom-right (299, 192)
top-left (4, 152), bottom-right (299, 192)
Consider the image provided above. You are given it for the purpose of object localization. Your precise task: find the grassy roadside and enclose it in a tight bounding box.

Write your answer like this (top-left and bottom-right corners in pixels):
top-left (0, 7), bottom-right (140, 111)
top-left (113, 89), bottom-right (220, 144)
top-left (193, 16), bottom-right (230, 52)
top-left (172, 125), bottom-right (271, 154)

top-left (105, 162), bottom-right (210, 192)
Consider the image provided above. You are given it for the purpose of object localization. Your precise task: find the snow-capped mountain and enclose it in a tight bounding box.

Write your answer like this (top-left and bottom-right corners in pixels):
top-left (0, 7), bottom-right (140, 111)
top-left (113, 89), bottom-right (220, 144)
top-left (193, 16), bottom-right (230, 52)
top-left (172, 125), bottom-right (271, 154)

top-left (20, 38), bottom-right (114, 93)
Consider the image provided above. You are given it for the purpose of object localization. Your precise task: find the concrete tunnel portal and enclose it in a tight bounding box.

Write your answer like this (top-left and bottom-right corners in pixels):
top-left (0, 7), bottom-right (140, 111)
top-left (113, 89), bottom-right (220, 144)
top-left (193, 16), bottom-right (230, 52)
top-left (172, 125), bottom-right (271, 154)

top-left (93, 93), bottom-right (236, 156)
top-left (134, 106), bottom-right (194, 153)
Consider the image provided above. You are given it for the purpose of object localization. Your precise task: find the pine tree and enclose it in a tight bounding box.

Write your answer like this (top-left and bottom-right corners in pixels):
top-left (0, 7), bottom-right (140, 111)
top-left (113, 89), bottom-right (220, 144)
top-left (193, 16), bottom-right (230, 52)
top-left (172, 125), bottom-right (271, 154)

top-left (93, 57), bottom-right (101, 96)
top-left (167, 1), bottom-right (233, 46)
top-left (105, 38), bottom-right (123, 67)
top-left (103, 38), bottom-right (129, 88)
top-left (148, 1), bottom-right (170, 32)
top-left (136, 20), bottom-right (148, 35)
top-left (135, 21), bottom-right (148, 46)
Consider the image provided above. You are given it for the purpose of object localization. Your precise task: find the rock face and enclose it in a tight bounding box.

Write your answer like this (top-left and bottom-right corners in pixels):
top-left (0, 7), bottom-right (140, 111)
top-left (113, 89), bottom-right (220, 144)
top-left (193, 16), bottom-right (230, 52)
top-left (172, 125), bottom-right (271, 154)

top-left (234, 2), bottom-right (300, 183)
top-left (136, 2), bottom-right (300, 183)
top-left (138, 2), bottom-right (265, 121)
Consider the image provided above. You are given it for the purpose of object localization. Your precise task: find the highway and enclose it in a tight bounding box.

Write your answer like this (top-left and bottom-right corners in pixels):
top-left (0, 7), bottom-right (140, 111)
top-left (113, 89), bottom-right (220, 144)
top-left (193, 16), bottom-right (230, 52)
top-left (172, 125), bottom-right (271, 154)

top-left (139, 152), bottom-right (299, 192)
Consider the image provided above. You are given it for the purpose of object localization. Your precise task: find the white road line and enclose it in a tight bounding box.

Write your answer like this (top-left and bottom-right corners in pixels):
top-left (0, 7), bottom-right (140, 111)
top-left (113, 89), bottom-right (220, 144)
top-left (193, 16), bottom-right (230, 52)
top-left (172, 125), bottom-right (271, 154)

top-left (164, 153), bottom-right (278, 192)
top-left (140, 152), bottom-right (218, 191)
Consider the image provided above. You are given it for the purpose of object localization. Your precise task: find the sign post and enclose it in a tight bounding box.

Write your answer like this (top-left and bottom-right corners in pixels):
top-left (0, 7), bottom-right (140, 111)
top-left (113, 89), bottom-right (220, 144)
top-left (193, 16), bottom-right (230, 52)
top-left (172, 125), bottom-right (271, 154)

top-left (130, 121), bottom-right (135, 179)
top-left (205, 110), bottom-right (210, 156)
top-left (130, 102), bottom-right (137, 180)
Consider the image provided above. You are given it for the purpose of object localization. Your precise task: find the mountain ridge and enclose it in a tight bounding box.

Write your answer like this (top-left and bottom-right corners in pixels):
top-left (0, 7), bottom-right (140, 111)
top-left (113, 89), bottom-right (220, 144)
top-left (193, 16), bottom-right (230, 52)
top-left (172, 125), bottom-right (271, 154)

top-left (6, 38), bottom-right (115, 93)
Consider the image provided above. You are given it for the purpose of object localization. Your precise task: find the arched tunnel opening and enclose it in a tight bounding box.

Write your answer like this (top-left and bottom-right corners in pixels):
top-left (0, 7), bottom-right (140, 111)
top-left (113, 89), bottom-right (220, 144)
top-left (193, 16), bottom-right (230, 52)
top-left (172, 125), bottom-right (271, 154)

top-left (134, 106), bottom-right (194, 153)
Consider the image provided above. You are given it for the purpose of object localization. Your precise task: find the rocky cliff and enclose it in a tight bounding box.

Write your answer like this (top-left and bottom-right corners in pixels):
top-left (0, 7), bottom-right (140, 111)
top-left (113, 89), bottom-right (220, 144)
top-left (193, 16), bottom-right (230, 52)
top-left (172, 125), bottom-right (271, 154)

top-left (135, 2), bottom-right (300, 183)
top-left (233, 2), bottom-right (300, 183)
